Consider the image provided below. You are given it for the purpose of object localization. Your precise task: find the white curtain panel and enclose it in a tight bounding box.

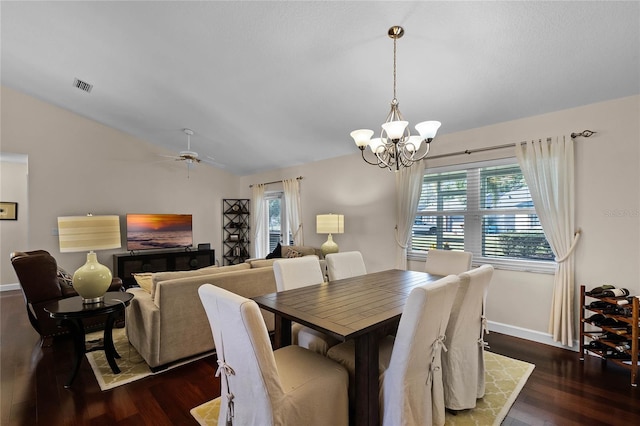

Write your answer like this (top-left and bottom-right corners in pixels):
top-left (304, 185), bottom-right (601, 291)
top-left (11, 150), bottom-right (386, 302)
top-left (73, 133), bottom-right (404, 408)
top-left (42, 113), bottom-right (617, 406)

top-left (283, 178), bottom-right (304, 246)
top-left (515, 135), bottom-right (579, 346)
top-left (394, 160), bottom-right (425, 269)
top-left (251, 183), bottom-right (268, 258)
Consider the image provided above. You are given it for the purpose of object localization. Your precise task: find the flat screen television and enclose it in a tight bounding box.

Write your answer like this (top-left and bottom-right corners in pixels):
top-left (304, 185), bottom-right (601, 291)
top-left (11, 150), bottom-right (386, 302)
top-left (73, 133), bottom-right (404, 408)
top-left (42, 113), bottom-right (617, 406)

top-left (126, 214), bottom-right (193, 251)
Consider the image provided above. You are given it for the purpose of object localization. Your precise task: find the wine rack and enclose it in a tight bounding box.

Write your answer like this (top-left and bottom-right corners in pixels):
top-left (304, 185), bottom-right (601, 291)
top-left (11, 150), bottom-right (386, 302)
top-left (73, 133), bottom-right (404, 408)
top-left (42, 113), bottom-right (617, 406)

top-left (579, 285), bottom-right (639, 386)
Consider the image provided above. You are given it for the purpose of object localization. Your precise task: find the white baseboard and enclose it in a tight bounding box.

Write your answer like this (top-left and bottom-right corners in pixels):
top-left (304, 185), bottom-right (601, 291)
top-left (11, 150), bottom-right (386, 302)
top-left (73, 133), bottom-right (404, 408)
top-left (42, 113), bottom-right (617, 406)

top-left (0, 283), bottom-right (20, 292)
top-left (488, 320), bottom-right (579, 352)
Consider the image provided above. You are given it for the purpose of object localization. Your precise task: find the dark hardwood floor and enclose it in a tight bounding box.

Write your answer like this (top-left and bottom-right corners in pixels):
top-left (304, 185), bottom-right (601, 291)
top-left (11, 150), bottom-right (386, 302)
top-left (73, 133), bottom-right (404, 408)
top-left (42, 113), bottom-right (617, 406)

top-left (2, 288), bottom-right (639, 425)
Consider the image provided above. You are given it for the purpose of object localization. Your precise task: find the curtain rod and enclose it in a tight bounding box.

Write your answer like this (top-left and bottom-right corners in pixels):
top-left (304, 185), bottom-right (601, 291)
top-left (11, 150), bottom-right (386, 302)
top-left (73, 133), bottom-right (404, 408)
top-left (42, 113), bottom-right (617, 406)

top-left (425, 129), bottom-right (596, 161)
top-left (249, 176), bottom-right (303, 188)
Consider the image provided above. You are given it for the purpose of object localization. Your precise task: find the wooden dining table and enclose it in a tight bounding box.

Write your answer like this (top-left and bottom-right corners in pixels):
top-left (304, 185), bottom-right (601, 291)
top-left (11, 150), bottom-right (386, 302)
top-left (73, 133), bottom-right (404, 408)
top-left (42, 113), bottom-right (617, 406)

top-left (252, 268), bottom-right (444, 426)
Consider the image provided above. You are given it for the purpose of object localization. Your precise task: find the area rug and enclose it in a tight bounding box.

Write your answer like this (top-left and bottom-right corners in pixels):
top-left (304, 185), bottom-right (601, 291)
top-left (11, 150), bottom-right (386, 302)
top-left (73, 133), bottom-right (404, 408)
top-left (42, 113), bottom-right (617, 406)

top-left (190, 351), bottom-right (534, 426)
top-left (86, 328), bottom-right (212, 391)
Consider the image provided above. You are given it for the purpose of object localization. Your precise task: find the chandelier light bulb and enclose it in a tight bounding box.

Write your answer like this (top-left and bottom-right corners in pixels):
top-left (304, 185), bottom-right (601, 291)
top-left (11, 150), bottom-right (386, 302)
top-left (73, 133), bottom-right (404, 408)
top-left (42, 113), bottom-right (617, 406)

top-left (415, 121), bottom-right (442, 141)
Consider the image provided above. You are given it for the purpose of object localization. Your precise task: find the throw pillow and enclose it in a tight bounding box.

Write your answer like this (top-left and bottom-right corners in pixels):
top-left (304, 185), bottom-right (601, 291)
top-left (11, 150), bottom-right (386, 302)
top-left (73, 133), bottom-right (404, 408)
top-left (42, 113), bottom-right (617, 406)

top-left (266, 243), bottom-right (282, 259)
top-left (57, 267), bottom-right (74, 289)
top-left (133, 272), bottom-right (154, 294)
top-left (285, 249), bottom-right (302, 258)
top-left (57, 266), bottom-right (76, 297)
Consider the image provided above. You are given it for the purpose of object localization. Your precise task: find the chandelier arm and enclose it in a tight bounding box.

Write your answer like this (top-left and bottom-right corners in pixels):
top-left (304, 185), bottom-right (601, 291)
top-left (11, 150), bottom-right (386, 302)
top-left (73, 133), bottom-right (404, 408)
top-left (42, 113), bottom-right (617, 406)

top-left (360, 148), bottom-right (384, 166)
top-left (376, 149), bottom-right (394, 169)
top-left (412, 142), bottom-right (432, 162)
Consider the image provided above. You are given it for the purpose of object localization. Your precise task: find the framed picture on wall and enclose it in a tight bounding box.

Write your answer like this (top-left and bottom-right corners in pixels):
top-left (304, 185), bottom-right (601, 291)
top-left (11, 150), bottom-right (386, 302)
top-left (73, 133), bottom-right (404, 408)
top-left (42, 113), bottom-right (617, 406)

top-left (0, 202), bottom-right (18, 220)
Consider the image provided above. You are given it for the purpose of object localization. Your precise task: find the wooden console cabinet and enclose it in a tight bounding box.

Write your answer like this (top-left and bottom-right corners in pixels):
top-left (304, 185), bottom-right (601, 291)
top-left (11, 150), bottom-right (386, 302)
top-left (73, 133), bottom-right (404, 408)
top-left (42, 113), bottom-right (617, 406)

top-left (113, 249), bottom-right (215, 288)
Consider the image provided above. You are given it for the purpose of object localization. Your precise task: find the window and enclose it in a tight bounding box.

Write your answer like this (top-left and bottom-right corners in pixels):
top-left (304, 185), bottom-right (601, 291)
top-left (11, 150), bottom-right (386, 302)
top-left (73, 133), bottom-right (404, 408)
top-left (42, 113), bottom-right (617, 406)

top-left (411, 158), bottom-right (554, 272)
top-left (264, 191), bottom-right (292, 252)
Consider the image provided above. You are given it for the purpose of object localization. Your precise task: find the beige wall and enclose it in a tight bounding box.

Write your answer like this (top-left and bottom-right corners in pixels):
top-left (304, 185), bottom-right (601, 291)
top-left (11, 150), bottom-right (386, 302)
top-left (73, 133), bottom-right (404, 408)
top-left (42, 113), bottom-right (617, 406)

top-left (0, 156), bottom-right (29, 284)
top-left (2, 84), bottom-right (638, 348)
top-left (241, 95), bottom-right (640, 347)
top-left (1, 85), bottom-right (238, 283)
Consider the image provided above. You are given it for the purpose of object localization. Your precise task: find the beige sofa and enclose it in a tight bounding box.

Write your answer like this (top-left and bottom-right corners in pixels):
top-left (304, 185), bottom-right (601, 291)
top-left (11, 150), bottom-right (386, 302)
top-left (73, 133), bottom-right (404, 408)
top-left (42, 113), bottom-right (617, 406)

top-left (125, 261), bottom-right (278, 370)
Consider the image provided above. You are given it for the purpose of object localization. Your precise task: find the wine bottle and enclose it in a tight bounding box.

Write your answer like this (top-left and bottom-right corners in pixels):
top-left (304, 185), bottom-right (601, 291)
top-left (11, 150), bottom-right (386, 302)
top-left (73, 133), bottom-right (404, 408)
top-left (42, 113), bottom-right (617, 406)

top-left (617, 295), bottom-right (639, 305)
top-left (602, 288), bottom-right (630, 297)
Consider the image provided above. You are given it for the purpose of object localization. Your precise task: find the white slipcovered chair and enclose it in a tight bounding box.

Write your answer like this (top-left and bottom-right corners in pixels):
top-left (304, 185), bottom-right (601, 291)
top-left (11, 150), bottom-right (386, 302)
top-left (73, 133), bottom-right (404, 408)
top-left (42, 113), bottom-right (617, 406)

top-left (325, 251), bottom-right (367, 281)
top-left (424, 249), bottom-right (473, 276)
top-left (442, 264), bottom-right (494, 411)
top-left (273, 256), bottom-right (338, 354)
top-left (198, 284), bottom-right (349, 426)
top-left (326, 275), bottom-right (460, 426)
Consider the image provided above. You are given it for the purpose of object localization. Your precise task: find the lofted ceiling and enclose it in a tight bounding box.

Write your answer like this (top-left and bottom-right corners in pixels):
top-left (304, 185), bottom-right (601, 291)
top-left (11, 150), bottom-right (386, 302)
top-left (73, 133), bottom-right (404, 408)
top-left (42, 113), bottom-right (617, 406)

top-left (2, 1), bottom-right (638, 176)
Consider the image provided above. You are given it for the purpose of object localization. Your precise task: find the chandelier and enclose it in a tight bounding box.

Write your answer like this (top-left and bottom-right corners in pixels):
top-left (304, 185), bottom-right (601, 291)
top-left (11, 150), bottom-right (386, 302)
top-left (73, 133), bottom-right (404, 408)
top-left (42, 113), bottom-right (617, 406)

top-left (350, 26), bottom-right (441, 171)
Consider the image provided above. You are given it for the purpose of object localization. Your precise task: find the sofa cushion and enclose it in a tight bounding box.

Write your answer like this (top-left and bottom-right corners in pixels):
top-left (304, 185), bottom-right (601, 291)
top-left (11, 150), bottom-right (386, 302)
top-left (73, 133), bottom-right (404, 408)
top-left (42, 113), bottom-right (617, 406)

top-left (150, 263), bottom-right (250, 298)
top-left (133, 272), bottom-right (154, 293)
top-left (282, 245), bottom-right (320, 258)
top-left (249, 258), bottom-right (277, 268)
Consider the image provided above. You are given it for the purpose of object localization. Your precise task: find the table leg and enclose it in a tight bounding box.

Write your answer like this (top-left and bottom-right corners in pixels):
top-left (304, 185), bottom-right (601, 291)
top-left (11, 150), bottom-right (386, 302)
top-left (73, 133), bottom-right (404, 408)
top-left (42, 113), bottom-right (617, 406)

top-left (103, 313), bottom-right (121, 374)
top-left (62, 318), bottom-right (86, 389)
top-left (355, 332), bottom-right (379, 426)
top-left (274, 315), bottom-right (292, 349)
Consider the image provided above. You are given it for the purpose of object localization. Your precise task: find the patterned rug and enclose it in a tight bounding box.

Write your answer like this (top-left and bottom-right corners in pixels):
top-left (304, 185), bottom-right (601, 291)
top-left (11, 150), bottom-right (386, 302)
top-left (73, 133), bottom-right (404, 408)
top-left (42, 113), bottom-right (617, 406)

top-left (86, 328), bottom-right (211, 391)
top-left (190, 351), bottom-right (534, 426)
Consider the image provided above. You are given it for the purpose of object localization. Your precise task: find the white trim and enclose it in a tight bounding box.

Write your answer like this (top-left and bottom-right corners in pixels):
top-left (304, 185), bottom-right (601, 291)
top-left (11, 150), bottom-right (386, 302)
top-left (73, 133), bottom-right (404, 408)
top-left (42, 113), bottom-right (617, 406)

top-left (487, 320), bottom-right (579, 351)
top-left (0, 283), bottom-right (20, 292)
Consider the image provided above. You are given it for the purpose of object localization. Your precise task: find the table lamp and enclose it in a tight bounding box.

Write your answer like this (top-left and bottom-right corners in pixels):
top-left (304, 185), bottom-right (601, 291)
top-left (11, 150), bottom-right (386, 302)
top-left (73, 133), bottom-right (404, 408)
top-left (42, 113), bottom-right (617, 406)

top-left (58, 214), bottom-right (121, 304)
top-left (316, 214), bottom-right (344, 257)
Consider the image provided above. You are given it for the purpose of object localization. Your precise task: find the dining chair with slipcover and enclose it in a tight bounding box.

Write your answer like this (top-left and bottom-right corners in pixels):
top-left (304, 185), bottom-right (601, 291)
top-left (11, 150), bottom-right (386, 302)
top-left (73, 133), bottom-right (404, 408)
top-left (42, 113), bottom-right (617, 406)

top-left (424, 249), bottom-right (473, 276)
top-left (325, 251), bottom-right (367, 281)
top-left (326, 275), bottom-right (460, 426)
top-left (198, 284), bottom-right (349, 426)
top-left (273, 255), bottom-right (338, 354)
top-left (442, 264), bottom-right (495, 411)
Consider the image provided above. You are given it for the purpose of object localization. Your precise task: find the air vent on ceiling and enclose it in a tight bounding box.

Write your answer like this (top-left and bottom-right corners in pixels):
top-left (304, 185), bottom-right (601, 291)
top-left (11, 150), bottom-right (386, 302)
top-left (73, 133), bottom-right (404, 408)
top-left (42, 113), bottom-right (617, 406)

top-left (73, 78), bottom-right (93, 93)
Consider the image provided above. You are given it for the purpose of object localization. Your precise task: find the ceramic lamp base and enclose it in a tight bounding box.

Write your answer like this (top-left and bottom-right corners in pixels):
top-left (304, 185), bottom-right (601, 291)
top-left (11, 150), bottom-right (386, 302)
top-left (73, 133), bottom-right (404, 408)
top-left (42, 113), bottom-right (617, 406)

top-left (72, 251), bottom-right (112, 304)
top-left (321, 234), bottom-right (339, 257)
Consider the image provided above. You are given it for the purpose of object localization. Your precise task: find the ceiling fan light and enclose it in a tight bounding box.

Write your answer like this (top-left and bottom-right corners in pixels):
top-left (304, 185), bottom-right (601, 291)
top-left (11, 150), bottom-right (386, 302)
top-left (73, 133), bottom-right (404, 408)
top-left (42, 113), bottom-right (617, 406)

top-left (381, 121), bottom-right (408, 140)
top-left (350, 129), bottom-right (374, 148)
top-left (415, 121), bottom-right (441, 140)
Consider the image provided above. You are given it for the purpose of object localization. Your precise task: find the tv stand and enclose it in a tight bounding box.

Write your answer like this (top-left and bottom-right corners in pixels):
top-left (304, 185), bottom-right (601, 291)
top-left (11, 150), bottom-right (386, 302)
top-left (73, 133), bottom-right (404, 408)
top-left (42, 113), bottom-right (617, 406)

top-left (113, 249), bottom-right (215, 288)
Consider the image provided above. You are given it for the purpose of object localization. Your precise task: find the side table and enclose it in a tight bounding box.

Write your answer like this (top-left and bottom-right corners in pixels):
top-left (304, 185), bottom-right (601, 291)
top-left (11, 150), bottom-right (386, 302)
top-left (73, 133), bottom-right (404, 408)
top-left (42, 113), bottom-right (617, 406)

top-left (44, 291), bottom-right (134, 388)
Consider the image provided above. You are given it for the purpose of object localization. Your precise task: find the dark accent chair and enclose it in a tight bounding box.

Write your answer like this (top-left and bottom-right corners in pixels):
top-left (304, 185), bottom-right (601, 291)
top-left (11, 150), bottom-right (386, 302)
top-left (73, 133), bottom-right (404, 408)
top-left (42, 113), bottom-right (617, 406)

top-left (10, 250), bottom-right (123, 345)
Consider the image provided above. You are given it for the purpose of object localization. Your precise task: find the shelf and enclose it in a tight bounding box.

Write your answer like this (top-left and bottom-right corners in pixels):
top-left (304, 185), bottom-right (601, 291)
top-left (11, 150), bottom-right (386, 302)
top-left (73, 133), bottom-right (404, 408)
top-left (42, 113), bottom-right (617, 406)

top-left (222, 199), bottom-right (250, 265)
top-left (580, 285), bottom-right (638, 387)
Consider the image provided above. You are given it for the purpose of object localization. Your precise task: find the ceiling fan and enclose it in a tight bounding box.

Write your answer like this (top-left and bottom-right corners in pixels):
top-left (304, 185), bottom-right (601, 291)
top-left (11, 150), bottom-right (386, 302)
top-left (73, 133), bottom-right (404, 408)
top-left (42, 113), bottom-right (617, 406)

top-left (160, 128), bottom-right (224, 177)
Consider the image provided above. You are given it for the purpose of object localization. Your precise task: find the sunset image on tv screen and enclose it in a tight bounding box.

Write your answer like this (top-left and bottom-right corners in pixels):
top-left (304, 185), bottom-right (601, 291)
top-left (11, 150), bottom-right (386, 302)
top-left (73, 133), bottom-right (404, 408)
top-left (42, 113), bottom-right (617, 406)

top-left (126, 214), bottom-right (192, 250)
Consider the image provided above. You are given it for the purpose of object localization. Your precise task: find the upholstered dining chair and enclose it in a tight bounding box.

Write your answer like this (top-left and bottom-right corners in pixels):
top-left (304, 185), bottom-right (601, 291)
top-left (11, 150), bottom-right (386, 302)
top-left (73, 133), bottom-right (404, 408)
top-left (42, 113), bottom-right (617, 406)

top-left (326, 275), bottom-right (460, 426)
top-left (198, 284), bottom-right (349, 426)
top-left (325, 251), bottom-right (367, 281)
top-left (273, 255), bottom-right (338, 354)
top-left (424, 249), bottom-right (473, 276)
top-left (442, 264), bottom-right (494, 411)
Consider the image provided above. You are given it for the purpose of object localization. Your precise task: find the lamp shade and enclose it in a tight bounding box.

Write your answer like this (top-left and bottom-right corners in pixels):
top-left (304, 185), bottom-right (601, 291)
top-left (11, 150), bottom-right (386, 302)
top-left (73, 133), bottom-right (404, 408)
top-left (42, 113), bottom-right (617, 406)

top-left (382, 120), bottom-right (408, 140)
top-left (316, 214), bottom-right (344, 235)
top-left (350, 129), bottom-right (374, 148)
top-left (415, 121), bottom-right (442, 140)
top-left (58, 215), bottom-right (121, 252)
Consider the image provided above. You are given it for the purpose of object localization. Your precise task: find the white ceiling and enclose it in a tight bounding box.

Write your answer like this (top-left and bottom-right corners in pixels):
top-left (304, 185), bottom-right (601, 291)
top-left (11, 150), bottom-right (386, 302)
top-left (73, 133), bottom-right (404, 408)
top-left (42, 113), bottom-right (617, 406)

top-left (2, 1), bottom-right (638, 176)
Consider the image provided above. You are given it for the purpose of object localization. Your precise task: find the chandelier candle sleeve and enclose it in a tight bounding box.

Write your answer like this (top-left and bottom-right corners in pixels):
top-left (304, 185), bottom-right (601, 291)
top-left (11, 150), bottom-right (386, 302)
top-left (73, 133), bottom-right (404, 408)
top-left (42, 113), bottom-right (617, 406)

top-left (57, 214), bottom-right (121, 304)
top-left (350, 26), bottom-right (442, 171)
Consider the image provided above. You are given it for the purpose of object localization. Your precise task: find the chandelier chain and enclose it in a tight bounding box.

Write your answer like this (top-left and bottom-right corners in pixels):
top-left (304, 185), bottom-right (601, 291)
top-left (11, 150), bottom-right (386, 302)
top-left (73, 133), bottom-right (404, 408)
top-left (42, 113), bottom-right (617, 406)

top-left (393, 36), bottom-right (397, 101)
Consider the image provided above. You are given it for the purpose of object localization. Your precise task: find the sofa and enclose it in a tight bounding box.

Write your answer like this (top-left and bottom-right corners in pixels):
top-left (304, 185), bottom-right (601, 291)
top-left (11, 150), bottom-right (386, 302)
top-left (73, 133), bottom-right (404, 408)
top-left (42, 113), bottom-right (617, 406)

top-left (125, 260), bottom-right (278, 370)
top-left (125, 245), bottom-right (322, 370)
